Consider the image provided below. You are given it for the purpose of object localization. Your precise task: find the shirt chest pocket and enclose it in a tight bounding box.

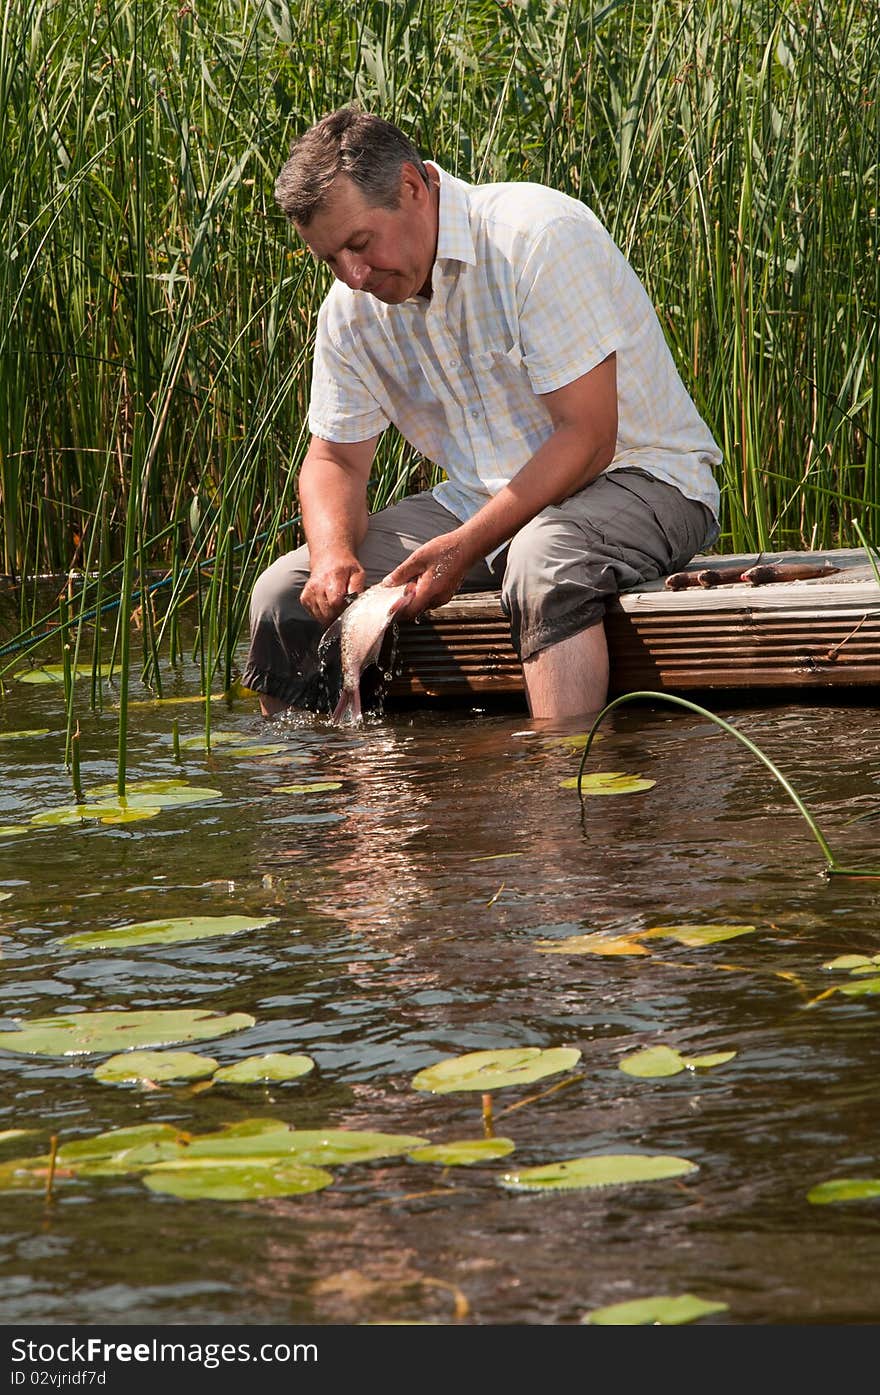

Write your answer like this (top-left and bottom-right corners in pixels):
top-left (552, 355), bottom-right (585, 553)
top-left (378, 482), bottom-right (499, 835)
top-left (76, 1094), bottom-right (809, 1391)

top-left (471, 342), bottom-right (532, 415)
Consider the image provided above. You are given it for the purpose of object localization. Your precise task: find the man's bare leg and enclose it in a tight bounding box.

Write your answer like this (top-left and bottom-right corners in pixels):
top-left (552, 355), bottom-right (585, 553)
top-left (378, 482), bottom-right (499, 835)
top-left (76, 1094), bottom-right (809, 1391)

top-left (259, 693), bottom-right (289, 719)
top-left (521, 621), bottom-right (609, 721)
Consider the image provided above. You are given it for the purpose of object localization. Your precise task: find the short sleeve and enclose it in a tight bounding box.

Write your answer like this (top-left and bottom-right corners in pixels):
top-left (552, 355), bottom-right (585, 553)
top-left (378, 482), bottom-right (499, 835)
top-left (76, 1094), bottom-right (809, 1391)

top-left (307, 297), bottom-right (390, 442)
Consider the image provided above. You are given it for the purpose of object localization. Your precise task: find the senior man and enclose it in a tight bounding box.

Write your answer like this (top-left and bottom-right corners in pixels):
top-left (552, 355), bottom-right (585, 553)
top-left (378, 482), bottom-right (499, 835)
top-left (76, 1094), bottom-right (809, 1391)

top-left (244, 105), bottom-right (721, 720)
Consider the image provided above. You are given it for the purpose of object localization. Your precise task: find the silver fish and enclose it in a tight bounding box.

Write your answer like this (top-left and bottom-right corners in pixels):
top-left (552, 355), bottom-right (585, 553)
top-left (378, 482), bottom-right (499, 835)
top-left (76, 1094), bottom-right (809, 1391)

top-left (318, 582), bottom-right (414, 723)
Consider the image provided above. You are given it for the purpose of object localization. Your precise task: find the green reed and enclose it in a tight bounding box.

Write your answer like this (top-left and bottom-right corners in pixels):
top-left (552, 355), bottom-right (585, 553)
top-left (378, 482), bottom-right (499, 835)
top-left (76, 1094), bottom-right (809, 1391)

top-left (0, 0), bottom-right (877, 735)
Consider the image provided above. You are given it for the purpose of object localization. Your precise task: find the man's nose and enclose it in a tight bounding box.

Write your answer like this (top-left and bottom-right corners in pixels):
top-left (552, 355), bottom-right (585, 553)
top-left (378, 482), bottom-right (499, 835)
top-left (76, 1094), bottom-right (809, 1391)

top-left (335, 250), bottom-right (369, 290)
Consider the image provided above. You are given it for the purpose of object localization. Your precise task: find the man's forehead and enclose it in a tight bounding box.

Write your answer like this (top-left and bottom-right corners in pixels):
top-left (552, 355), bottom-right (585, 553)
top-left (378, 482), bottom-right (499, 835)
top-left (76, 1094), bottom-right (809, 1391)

top-left (296, 177), bottom-right (382, 257)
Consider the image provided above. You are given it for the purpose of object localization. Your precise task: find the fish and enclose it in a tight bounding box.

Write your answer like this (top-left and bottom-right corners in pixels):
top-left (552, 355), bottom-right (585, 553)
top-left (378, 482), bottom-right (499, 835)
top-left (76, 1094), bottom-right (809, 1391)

top-left (318, 582), bottom-right (415, 724)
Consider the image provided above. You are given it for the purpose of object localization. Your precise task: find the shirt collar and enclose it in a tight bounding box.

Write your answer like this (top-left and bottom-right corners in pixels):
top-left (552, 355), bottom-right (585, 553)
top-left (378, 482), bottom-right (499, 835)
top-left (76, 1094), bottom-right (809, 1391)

top-left (430, 163), bottom-right (476, 268)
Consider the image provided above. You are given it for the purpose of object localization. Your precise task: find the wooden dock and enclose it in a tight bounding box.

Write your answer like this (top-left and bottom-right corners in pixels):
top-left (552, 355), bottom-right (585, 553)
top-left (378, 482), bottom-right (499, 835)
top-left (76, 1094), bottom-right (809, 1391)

top-left (386, 548), bottom-right (880, 700)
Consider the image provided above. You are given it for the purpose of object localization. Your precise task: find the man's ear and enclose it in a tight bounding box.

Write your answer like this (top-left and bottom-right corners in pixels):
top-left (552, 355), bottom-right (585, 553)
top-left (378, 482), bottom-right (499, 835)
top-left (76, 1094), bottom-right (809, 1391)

top-left (399, 161), bottom-right (430, 206)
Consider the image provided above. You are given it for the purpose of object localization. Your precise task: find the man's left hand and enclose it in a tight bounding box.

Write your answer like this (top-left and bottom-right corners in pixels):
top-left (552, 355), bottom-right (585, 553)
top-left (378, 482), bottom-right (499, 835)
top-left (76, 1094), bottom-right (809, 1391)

top-left (383, 531), bottom-right (473, 617)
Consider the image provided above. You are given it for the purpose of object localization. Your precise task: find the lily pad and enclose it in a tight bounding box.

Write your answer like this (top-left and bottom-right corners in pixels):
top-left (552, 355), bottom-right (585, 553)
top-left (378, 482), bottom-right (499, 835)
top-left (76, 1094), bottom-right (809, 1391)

top-left (0, 1155), bottom-right (55, 1191)
top-left (582, 1293), bottom-right (729, 1325)
top-left (31, 801), bottom-right (162, 827)
top-left (276, 782), bottom-right (343, 794)
top-left (411, 1046), bottom-right (581, 1095)
top-left (185, 1128), bottom-right (428, 1167)
top-left (407, 1138), bottom-right (516, 1166)
top-left (0, 1008), bottom-right (256, 1056)
top-left (534, 932), bottom-right (649, 957)
top-left (0, 825), bottom-right (29, 837)
top-left (835, 976), bottom-right (880, 997)
top-left (0, 729), bottom-right (51, 741)
top-left (14, 665), bottom-right (111, 685)
top-left (807, 1177), bottom-right (880, 1204)
top-left (88, 779), bottom-right (224, 808)
top-left (823, 953), bottom-right (880, 972)
top-left (93, 1050), bottom-right (219, 1084)
top-left (178, 731), bottom-right (253, 749)
top-left (499, 1152), bottom-right (698, 1192)
top-left (56, 1124), bottom-right (187, 1169)
top-left (619, 1045), bottom-right (736, 1078)
top-left (561, 771), bottom-right (656, 794)
top-left (640, 923), bottom-right (757, 947)
top-left (143, 1157), bottom-right (333, 1200)
top-left (60, 913), bottom-right (279, 951)
top-left (211, 1053), bottom-right (315, 1084)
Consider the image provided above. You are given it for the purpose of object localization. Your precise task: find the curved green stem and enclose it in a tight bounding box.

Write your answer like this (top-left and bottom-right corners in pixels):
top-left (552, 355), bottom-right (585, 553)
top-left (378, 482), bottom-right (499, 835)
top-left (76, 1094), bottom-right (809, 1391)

top-left (576, 691), bottom-right (880, 879)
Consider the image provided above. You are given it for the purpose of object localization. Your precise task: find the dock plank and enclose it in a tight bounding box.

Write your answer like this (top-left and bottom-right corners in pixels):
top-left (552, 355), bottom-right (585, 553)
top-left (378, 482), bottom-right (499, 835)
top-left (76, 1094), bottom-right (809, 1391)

top-left (386, 548), bottom-right (880, 698)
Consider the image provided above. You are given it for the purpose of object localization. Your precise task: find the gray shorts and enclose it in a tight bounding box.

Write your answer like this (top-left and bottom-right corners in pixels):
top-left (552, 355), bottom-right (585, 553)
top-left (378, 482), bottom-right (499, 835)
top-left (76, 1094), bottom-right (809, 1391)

top-left (243, 467), bottom-right (716, 708)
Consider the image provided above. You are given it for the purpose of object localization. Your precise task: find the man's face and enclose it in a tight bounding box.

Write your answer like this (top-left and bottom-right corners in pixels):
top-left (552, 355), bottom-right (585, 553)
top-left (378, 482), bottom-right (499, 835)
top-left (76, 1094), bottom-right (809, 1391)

top-left (296, 165), bottom-right (437, 304)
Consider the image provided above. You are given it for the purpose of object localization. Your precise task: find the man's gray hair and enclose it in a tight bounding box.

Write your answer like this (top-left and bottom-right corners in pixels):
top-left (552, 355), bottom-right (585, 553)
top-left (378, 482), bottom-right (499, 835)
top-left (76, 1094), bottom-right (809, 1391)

top-left (274, 106), bottom-right (429, 226)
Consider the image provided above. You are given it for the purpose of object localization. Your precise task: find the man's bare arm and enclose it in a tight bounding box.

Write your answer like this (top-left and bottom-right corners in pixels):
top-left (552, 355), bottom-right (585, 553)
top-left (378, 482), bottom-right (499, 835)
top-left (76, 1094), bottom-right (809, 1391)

top-left (298, 433), bottom-right (379, 624)
top-left (386, 353), bottom-right (618, 613)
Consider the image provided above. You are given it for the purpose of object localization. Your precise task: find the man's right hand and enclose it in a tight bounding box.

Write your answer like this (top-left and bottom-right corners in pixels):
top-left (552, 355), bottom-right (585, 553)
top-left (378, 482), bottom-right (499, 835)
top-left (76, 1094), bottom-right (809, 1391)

top-left (300, 556), bottom-right (367, 626)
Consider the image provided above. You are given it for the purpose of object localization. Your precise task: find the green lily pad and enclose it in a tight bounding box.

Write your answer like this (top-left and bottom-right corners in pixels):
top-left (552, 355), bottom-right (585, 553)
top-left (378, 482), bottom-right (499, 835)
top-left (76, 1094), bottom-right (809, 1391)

top-left (407, 1138), bottom-right (516, 1166)
top-left (0, 1155), bottom-right (55, 1191)
top-left (583, 1293), bottom-right (729, 1325)
top-left (178, 731), bottom-right (253, 749)
top-left (88, 779), bottom-right (224, 808)
top-left (143, 1157), bottom-right (333, 1200)
top-left (561, 772), bottom-right (656, 794)
top-left (211, 1053), bottom-right (315, 1084)
top-left (0, 729), bottom-right (51, 740)
top-left (14, 665), bottom-right (111, 685)
top-left (0, 1008), bottom-right (256, 1056)
top-left (0, 825), bottom-right (29, 837)
top-left (641, 923), bottom-right (757, 947)
top-left (807, 1177), bottom-right (880, 1204)
top-left (499, 1152), bottom-right (698, 1192)
top-left (619, 1045), bottom-right (737, 1078)
top-left (93, 1050), bottom-right (219, 1084)
top-left (276, 782), bottom-right (343, 794)
top-left (60, 913), bottom-right (279, 951)
top-left (57, 1124), bottom-right (187, 1169)
top-left (534, 932), bottom-right (649, 957)
top-left (31, 801), bottom-right (162, 827)
top-left (185, 1127), bottom-right (428, 1167)
top-left (411, 1046), bottom-right (581, 1095)
top-left (836, 976), bottom-right (880, 997)
top-left (823, 953), bottom-right (880, 972)
top-left (0, 892), bottom-right (12, 902)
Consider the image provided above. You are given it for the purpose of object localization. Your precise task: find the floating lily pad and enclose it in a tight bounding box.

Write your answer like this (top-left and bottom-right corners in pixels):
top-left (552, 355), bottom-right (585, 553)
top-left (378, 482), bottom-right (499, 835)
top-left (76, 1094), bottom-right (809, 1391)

top-left (0, 729), bottom-right (51, 741)
top-left (549, 733), bottom-right (602, 749)
top-left (0, 1008), bottom-right (256, 1056)
top-left (14, 665), bottom-right (112, 685)
top-left (143, 1157), bottom-right (334, 1200)
top-left (641, 923), bottom-right (757, 947)
top-left (93, 1050), bottom-right (219, 1084)
top-left (179, 731), bottom-right (253, 749)
top-left (60, 912), bottom-right (279, 951)
top-left (57, 1124), bottom-right (187, 1169)
top-left (31, 801), bottom-right (162, 827)
top-left (835, 976), bottom-right (880, 997)
top-left (499, 1152), bottom-right (698, 1192)
top-left (0, 825), bottom-right (29, 837)
top-left (407, 1138), bottom-right (516, 1166)
top-left (561, 771), bottom-right (656, 794)
top-left (88, 779), bottom-right (224, 808)
top-left (534, 932), bottom-right (649, 957)
top-left (0, 891), bottom-right (12, 902)
top-left (211, 1053), bottom-right (315, 1084)
top-left (0, 1155), bottom-right (54, 1191)
top-left (807, 1177), bottom-right (880, 1204)
top-left (619, 1045), bottom-right (737, 1078)
top-left (823, 953), bottom-right (880, 972)
top-left (276, 782), bottom-right (343, 794)
top-left (411, 1046), bottom-right (581, 1095)
top-left (185, 1127), bottom-right (428, 1167)
top-left (583, 1293), bottom-right (729, 1325)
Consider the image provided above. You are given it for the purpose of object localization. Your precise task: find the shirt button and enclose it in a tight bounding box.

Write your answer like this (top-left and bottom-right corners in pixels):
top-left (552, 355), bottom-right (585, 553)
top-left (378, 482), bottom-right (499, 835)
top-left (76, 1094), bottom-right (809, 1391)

top-left (471, 411), bottom-right (479, 420)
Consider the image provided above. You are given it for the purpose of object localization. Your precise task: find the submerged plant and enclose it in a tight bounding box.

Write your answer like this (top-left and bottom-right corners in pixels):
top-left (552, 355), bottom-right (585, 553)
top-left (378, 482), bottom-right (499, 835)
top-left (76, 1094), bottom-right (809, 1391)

top-left (575, 692), bottom-right (880, 879)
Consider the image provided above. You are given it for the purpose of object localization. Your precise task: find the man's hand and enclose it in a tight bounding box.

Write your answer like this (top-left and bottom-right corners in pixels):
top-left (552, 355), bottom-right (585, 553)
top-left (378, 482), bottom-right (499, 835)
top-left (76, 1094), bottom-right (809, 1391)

top-left (383, 531), bottom-right (473, 616)
top-left (300, 555), bottom-right (367, 626)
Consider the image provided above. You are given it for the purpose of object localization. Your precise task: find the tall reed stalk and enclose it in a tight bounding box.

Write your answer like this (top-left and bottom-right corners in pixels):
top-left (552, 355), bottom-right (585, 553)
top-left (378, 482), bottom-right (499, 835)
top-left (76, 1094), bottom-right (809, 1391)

top-left (0, 0), bottom-right (876, 706)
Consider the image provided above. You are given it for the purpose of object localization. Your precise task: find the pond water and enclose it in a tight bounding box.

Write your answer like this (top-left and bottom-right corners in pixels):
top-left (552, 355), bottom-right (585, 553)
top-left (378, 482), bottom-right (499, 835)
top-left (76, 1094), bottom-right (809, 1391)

top-left (1, 633), bottom-right (879, 1327)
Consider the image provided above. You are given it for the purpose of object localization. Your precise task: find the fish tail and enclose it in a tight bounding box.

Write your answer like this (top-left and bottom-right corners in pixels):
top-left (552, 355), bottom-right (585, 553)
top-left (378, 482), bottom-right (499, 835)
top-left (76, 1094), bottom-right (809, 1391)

top-left (331, 685), bottom-right (362, 724)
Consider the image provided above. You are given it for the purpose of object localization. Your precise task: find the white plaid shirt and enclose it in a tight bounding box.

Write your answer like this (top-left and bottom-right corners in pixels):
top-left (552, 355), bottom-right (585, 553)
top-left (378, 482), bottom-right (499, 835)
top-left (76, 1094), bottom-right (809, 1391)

top-left (308, 165), bottom-right (721, 537)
